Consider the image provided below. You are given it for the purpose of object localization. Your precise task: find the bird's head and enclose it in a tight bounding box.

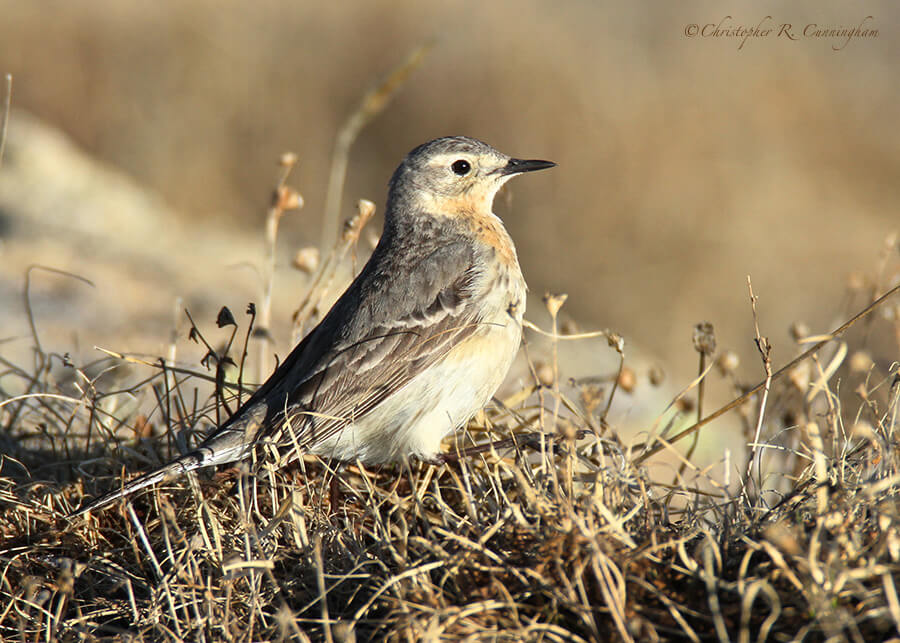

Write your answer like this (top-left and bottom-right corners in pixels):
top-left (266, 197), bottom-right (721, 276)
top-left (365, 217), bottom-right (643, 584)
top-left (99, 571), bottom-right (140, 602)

top-left (388, 136), bottom-right (555, 218)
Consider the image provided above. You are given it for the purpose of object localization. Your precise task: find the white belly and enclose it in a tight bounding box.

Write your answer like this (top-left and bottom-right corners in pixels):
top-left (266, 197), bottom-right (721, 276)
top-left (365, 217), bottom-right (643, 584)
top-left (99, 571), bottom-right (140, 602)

top-left (310, 310), bottom-right (522, 464)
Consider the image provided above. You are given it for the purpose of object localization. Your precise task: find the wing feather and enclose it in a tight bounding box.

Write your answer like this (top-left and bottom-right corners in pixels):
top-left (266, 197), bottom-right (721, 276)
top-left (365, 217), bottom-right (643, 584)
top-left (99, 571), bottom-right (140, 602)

top-left (198, 238), bottom-right (486, 463)
top-left (268, 274), bottom-right (483, 456)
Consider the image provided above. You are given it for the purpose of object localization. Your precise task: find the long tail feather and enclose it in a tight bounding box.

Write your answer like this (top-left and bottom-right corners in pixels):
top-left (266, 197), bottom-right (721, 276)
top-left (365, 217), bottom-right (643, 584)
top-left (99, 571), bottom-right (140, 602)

top-left (70, 452), bottom-right (205, 517)
top-left (70, 421), bottom-right (256, 517)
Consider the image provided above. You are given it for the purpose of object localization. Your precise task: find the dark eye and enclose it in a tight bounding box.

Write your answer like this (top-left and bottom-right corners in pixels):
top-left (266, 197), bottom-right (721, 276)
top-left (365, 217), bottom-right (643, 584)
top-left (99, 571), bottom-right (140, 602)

top-left (451, 159), bottom-right (471, 176)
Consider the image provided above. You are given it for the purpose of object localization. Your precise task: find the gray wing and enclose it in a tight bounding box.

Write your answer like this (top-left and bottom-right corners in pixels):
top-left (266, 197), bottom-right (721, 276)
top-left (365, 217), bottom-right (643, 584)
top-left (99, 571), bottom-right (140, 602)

top-left (204, 238), bottom-right (486, 461)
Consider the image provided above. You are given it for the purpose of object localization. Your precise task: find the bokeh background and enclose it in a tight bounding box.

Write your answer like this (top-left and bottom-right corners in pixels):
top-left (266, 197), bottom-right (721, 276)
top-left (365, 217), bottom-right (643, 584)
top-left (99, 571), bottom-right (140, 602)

top-left (1, 1), bottom-right (898, 458)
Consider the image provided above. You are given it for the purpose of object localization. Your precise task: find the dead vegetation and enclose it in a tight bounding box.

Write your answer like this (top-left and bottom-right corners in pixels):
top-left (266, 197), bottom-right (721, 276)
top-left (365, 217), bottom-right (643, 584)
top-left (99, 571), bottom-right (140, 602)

top-left (2, 197), bottom-right (899, 641)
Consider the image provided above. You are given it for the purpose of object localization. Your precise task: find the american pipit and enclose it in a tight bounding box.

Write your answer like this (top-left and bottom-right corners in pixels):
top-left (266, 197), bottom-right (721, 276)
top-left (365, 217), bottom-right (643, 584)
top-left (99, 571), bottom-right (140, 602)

top-left (74, 136), bottom-right (555, 515)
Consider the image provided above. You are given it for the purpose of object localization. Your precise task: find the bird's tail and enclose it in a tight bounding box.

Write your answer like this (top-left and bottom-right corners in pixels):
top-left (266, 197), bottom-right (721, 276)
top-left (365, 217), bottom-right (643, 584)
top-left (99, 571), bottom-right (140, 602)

top-left (70, 424), bottom-right (254, 518)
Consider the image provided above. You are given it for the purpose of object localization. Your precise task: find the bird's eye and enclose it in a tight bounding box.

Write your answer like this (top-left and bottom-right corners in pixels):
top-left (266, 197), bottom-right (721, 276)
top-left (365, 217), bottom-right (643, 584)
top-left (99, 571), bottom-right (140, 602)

top-left (451, 159), bottom-right (471, 176)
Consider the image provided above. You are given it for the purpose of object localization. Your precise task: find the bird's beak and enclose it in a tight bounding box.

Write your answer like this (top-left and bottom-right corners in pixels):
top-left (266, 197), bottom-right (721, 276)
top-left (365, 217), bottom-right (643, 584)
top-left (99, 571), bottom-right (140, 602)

top-left (501, 158), bottom-right (557, 175)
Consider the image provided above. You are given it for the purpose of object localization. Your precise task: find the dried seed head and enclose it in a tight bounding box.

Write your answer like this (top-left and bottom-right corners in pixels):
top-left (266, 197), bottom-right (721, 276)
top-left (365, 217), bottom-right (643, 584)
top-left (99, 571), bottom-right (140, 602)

top-left (279, 152), bottom-right (299, 167)
top-left (606, 331), bottom-right (625, 354)
top-left (617, 366), bottom-right (636, 393)
top-left (675, 396), bottom-right (695, 413)
top-left (357, 198), bottom-right (376, 222)
top-left (649, 366), bottom-right (665, 387)
top-left (692, 322), bottom-right (716, 356)
top-left (847, 271), bottom-right (866, 292)
top-left (534, 361), bottom-right (554, 387)
top-left (849, 350), bottom-right (874, 373)
top-left (715, 351), bottom-right (740, 376)
top-left (789, 321), bottom-right (810, 342)
top-left (275, 186), bottom-right (303, 211)
top-left (543, 292), bottom-right (568, 318)
top-left (342, 200), bottom-right (376, 242)
top-left (292, 247), bottom-right (320, 274)
top-left (216, 306), bottom-right (237, 328)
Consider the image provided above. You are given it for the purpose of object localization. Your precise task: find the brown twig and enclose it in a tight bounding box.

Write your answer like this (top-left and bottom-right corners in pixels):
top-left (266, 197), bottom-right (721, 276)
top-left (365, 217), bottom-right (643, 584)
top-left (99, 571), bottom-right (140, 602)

top-left (742, 277), bottom-right (772, 503)
top-left (0, 74), bottom-right (11, 167)
top-left (677, 322), bottom-right (716, 480)
top-left (256, 154), bottom-right (303, 382)
top-left (320, 44), bottom-right (430, 248)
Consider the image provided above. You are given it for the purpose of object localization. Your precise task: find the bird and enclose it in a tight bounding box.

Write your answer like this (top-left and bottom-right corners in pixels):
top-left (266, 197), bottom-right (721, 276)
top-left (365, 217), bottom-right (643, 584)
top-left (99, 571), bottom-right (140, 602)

top-left (73, 136), bottom-right (555, 515)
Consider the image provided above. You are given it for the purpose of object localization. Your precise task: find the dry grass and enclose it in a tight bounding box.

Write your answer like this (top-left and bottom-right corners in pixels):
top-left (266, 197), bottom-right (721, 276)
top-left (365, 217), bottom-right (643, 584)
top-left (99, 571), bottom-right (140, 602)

top-left (2, 135), bottom-right (900, 640)
top-left (2, 227), bottom-right (899, 642)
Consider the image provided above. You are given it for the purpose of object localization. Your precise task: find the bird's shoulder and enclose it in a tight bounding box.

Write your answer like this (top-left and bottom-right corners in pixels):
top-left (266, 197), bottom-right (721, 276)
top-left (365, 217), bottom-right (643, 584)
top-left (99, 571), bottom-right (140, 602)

top-left (353, 225), bottom-right (479, 327)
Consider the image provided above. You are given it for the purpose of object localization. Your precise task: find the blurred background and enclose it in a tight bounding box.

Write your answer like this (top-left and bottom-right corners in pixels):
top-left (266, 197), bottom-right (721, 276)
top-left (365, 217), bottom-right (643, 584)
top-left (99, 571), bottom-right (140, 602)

top-left (1, 1), bottom-right (898, 462)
